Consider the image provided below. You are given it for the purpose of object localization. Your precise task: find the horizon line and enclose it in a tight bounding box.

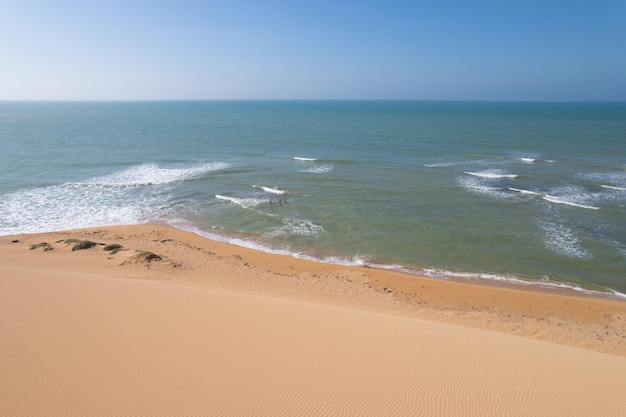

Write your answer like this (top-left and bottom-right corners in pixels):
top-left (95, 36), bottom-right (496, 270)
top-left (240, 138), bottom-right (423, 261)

top-left (2, 98), bottom-right (625, 104)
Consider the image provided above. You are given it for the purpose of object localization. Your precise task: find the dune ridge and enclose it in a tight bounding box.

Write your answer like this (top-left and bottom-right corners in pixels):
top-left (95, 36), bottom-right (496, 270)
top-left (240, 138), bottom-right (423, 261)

top-left (1, 224), bottom-right (626, 416)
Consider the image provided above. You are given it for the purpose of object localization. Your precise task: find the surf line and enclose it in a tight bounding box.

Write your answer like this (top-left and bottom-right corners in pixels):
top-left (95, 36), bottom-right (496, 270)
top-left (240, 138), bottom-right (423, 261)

top-left (253, 185), bottom-right (289, 195)
top-left (464, 171), bottom-right (518, 179)
top-left (508, 187), bottom-right (541, 196)
top-left (602, 185), bottom-right (626, 191)
top-left (542, 195), bottom-right (600, 210)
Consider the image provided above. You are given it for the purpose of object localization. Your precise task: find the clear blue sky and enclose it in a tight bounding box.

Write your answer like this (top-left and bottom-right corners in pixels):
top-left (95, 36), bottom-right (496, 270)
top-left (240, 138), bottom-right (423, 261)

top-left (2, 0), bottom-right (625, 101)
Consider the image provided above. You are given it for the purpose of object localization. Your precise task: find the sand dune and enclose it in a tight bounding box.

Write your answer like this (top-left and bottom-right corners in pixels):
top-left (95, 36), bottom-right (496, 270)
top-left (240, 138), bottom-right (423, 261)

top-left (1, 225), bottom-right (626, 416)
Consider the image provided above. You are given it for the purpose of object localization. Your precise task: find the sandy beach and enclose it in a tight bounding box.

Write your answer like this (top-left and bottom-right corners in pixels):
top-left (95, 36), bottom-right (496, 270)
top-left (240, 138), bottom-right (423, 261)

top-left (2, 224), bottom-right (626, 416)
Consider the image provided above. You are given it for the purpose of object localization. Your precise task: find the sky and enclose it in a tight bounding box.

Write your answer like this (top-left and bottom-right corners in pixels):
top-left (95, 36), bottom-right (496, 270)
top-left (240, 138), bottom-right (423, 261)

top-left (1, 0), bottom-right (625, 101)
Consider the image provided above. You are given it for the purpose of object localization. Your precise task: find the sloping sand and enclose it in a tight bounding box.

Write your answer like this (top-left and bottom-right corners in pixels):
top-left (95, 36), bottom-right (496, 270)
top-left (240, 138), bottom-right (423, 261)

top-left (1, 225), bottom-right (626, 416)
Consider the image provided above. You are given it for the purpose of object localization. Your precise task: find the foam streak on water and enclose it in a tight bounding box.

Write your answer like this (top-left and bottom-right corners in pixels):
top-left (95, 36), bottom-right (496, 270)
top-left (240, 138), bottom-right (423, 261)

top-left (602, 185), bottom-right (626, 191)
top-left (465, 170), bottom-right (518, 179)
top-left (543, 195), bottom-right (600, 210)
top-left (253, 185), bottom-right (289, 194)
top-left (508, 187), bottom-right (542, 196)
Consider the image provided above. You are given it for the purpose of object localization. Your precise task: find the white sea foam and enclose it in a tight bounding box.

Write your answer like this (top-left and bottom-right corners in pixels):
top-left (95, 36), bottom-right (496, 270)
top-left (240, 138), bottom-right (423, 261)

top-left (215, 194), bottom-right (265, 209)
top-left (603, 237), bottom-right (626, 258)
top-left (425, 159), bottom-right (491, 168)
top-left (171, 220), bottom-right (333, 261)
top-left (581, 171), bottom-right (626, 182)
top-left (543, 195), bottom-right (600, 210)
top-left (508, 187), bottom-right (542, 196)
top-left (267, 218), bottom-right (324, 237)
top-left (520, 157), bottom-right (536, 163)
top-left (427, 158), bottom-right (499, 169)
top-left (294, 156), bottom-right (317, 161)
top-left (465, 170), bottom-right (518, 179)
top-left (0, 183), bottom-right (156, 235)
top-left (88, 162), bottom-right (231, 186)
top-left (253, 185), bottom-right (288, 195)
top-left (300, 165), bottom-right (334, 174)
top-left (0, 162), bottom-right (233, 235)
top-left (458, 177), bottom-right (512, 199)
top-left (172, 221), bottom-right (294, 255)
top-left (165, 220), bottom-right (626, 300)
top-left (537, 221), bottom-right (591, 259)
top-left (170, 220), bottom-right (372, 267)
top-left (424, 162), bottom-right (456, 168)
top-left (602, 185), bottom-right (626, 191)
top-left (422, 268), bottom-right (625, 299)
top-left (320, 255), bottom-right (373, 267)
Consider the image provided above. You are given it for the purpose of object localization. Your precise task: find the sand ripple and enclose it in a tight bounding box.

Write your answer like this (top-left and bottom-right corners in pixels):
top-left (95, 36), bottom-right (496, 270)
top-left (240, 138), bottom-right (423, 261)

top-left (2, 227), bottom-right (626, 416)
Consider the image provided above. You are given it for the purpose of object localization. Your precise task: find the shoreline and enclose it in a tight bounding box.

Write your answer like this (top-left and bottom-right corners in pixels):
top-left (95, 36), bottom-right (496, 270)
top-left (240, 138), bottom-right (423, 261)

top-left (2, 223), bottom-right (626, 416)
top-left (2, 223), bottom-right (625, 356)
top-left (164, 219), bottom-right (626, 301)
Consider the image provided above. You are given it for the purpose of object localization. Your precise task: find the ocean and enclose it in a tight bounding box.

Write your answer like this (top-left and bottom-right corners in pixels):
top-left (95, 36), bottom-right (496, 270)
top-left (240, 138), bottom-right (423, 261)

top-left (1, 100), bottom-right (625, 297)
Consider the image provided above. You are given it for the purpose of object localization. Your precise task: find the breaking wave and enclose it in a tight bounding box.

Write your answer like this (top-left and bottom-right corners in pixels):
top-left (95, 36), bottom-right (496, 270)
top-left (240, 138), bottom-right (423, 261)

top-left (465, 170), bottom-right (518, 179)
top-left (216, 194), bottom-right (266, 209)
top-left (253, 185), bottom-right (289, 195)
top-left (543, 195), bottom-right (600, 210)
top-left (88, 162), bottom-right (231, 186)
top-left (508, 187), bottom-right (542, 196)
top-left (0, 162), bottom-right (231, 235)
top-left (602, 185), bottom-right (626, 191)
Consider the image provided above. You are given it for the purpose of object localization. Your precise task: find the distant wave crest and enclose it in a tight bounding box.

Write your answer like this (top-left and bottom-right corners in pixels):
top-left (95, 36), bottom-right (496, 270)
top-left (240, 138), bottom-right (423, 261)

top-left (601, 185), bottom-right (626, 191)
top-left (253, 185), bottom-right (288, 195)
top-left (508, 187), bottom-right (542, 196)
top-left (216, 194), bottom-right (265, 209)
top-left (300, 165), bottom-right (334, 174)
top-left (424, 162), bottom-right (457, 168)
top-left (465, 170), bottom-right (518, 179)
top-left (543, 195), bottom-right (600, 210)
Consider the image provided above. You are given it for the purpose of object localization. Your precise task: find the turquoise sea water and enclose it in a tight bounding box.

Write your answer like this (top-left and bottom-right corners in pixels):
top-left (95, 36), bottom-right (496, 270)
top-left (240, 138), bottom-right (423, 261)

top-left (1, 101), bottom-right (625, 296)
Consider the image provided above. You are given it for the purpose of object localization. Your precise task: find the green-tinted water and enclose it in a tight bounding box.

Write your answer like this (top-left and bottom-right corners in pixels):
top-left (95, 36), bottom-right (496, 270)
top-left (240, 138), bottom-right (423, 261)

top-left (1, 101), bottom-right (625, 295)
